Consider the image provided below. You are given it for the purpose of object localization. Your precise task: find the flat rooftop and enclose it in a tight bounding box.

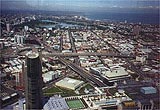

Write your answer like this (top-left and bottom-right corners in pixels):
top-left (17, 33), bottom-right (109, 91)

top-left (91, 66), bottom-right (130, 81)
top-left (26, 51), bottom-right (39, 59)
top-left (102, 67), bottom-right (129, 78)
top-left (55, 77), bottom-right (84, 90)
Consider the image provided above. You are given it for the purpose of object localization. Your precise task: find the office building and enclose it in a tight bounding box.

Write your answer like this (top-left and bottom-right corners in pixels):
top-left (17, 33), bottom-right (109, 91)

top-left (25, 51), bottom-right (43, 110)
top-left (14, 35), bottom-right (24, 44)
top-left (24, 26), bottom-right (29, 31)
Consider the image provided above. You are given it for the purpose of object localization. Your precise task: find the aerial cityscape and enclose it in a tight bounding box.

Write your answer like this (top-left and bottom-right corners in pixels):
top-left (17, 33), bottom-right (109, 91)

top-left (0, 0), bottom-right (160, 110)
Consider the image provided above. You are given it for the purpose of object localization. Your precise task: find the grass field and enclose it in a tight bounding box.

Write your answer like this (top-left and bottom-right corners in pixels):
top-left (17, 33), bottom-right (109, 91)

top-left (43, 86), bottom-right (78, 97)
top-left (44, 86), bottom-right (62, 93)
top-left (67, 99), bottom-right (85, 109)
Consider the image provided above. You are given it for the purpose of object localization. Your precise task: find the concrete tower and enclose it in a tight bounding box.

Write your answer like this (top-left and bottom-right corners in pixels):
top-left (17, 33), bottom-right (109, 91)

top-left (25, 51), bottom-right (43, 110)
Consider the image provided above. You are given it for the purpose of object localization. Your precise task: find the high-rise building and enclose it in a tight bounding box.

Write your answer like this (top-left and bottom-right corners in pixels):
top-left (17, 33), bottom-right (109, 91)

top-left (25, 51), bottom-right (43, 110)
top-left (24, 26), bottom-right (29, 31)
top-left (0, 42), bottom-right (4, 50)
top-left (6, 23), bottom-right (10, 32)
top-left (16, 62), bottom-right (25, 91)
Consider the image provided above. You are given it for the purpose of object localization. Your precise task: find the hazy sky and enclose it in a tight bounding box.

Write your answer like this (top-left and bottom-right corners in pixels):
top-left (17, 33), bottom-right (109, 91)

top-left (1, 0), bottom-right (159, 12)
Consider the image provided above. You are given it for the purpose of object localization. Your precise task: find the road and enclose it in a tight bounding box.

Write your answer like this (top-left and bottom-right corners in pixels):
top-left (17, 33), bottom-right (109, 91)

top-left (43, 52), bottom-right (134, 58)
top-left (59, 58), bottom-right (107, 87)
top-left (39, 40), bottom-right (107, 87)
top-left (5, 30), bottom-right (146, 88)
top-left (68, 30), bottom-right (80, 65)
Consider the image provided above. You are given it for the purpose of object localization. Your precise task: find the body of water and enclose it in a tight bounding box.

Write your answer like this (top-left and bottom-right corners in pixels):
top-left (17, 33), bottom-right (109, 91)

top-left (41, 11), bottom-right (159, 26)
top-left (41, 20), bottom-right (79, 28)
top-left (84, 12), bottom-right (159, 25)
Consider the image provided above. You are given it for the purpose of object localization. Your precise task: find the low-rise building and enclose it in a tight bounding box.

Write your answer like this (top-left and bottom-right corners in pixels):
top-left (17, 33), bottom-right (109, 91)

top-left (55, 77), bottom-right (84, 90)
top-left (90, 66), bottom-right (130, 82)
top-left (43, 95), bottom-right (69, 110)
top-left (43, 71), bottom-right (61, 83)
top-left (140, 87), bottom-right (157, 94)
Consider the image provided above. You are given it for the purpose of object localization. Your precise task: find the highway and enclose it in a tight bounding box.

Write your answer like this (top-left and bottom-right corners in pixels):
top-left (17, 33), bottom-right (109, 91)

top-left (59, 58), bottom-right (107, 87)
top-left (4, 30), bottom-right (147, 87)
top-left (43, 52), bottom-right (135, 58)
top-left (42, 74), bottom-right (66, 91)
top-left (40, 40), bottom-right (107, 87)
top-left (16, 46), bottom-right (135, 58)
top-left (68, 30), bottom-right (80, 65)
top-left (16, 47), bottom-right (155, 60)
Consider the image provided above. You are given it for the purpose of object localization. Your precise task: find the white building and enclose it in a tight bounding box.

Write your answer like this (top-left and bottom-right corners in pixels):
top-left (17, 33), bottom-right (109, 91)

top-left (55, 77), bottom-right (84, 90)
top-left (6, 23), bottom-right (10, 32)
top-left (43, 71), bottom-right (61, 83)
top-left (90, 66), bottom-right (130, 82)
top-left (136, 55), bottom-right (146, 64)
top-left (24, 26), bottom-right (29, 31)
top-left (14, 35), bottom-right (24, 44)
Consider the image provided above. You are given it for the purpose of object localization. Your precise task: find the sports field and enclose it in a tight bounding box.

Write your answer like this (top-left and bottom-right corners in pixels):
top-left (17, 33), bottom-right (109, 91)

top-left (66, 99), bottom-right (85, 109)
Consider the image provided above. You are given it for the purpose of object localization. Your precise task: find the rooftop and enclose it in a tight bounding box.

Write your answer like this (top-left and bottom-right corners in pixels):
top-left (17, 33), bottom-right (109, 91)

top-left (103, 67), bottom-right (129, 78)
top-left (43, 95), bottom-right (69, 110)
top-left (26, 51), bottom-right (39, 59)
top-left (55, 77), bottom-right (84, 90)
top-left (141, 86), bottom-right (157, 91)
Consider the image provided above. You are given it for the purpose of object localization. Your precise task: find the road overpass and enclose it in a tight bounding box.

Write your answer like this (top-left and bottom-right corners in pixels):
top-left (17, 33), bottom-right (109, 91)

top-left (43, 52), bottom-right (135, 58)
top-left (17, 46), bottom-right (135, 58)
top-left (59, 58), bottom-right (107, 87)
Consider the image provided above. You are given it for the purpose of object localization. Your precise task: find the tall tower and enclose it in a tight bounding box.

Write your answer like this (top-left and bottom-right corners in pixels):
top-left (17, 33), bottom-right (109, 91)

top-left (25, 51), bottom-right (43, 110)
top-left (6, 23), bottom-right (10, 32)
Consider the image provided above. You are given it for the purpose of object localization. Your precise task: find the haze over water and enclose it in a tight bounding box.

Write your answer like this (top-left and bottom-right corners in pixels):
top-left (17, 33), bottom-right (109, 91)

top-left (1, 0), bottom-right (159, 24)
